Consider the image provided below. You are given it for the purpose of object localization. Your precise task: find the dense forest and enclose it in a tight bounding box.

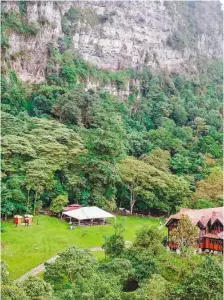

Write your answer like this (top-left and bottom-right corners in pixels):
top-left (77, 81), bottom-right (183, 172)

top-left (1, 45), bottom-right (223, 218)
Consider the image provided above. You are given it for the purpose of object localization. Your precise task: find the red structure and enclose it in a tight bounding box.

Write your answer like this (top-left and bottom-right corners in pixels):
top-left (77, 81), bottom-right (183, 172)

top-left (165, 207), bottom-right (223, 253)
top-left (63, 204), bottom-right (83, 211)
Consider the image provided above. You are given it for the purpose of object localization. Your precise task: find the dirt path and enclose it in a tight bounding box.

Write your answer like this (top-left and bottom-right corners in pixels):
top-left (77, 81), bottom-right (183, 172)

top-left (16, 247), bottom-right (103, 282)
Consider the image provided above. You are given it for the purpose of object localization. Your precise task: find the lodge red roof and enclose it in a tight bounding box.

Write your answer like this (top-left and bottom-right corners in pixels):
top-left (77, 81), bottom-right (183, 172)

top-left (165, 207), bottom-right (224, 227)
top-left (64, 204), bottom-right (83, 211)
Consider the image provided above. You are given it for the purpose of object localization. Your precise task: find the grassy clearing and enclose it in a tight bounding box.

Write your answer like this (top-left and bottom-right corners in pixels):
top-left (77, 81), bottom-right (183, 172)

top-left (2, 215), bottom-right (165, 279)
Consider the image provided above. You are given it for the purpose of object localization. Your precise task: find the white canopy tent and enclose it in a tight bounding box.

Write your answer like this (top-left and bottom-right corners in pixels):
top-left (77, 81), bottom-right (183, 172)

top-left (62, 206), bottom-right (116, 225)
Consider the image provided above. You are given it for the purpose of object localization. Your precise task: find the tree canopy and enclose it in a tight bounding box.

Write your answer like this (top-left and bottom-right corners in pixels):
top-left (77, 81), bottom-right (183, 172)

top-left (1, 47), bottom-right (222, 216)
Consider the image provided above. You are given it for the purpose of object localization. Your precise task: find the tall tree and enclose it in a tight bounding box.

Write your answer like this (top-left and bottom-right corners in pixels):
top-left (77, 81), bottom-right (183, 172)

top-left (44, 246), bottom-right (98, 289)
top-left (50, 194), bottom-right (68, 216)
top-left (195, 167), bottom-right (223, 204)
top-left (117, 156), bottom-right (191, 214)
top-left (170, 214), bottom-right (199, 251)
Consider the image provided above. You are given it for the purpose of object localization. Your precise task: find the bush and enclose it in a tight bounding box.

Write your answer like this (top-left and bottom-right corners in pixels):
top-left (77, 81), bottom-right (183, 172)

top-left (19, 276), bottom-right (52, 299)
top-left (2, 12), bottom-right (40, 37)
top-left (102, 224), bottom-right (125, 258)
top-left (18, 1), bottom-right (27, 15)
top-left (133, 226), bottom-right (165, 254)
top-left (103, 232), bottom-right (125, 258)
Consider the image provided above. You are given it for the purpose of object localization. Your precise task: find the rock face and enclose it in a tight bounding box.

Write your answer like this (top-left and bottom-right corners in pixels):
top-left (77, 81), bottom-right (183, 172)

top-left (2, 1), bottom-right (223, 83)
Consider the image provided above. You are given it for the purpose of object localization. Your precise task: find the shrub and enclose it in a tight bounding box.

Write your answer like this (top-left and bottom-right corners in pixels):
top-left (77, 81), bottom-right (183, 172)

top-left (102, 224), bottom-right (125, 258)
top-left (2, 12), bottom-right (40, 37)
top-left (18, 0), bottom-right (27, 15)
top-left (19, 276), bottom-right (52, 299)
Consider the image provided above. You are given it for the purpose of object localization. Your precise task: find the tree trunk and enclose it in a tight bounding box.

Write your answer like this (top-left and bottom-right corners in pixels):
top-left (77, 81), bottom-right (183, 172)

top-left (5, 212), bottom-right (7, 221)
top-left (34, 191), bottom-right (38, 215)
top-left (27, 189), bottom-right (30, 212)
top-left (130, 188), bottom-right (133, 214)
top-left (130, 187), bottom-right (135, 215)
top-left (130, 203), bottom-right (135, 215)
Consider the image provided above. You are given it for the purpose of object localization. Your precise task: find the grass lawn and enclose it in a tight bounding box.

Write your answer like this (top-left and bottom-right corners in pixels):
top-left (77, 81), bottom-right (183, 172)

top-left (2, 215), bottom-right (165, 279)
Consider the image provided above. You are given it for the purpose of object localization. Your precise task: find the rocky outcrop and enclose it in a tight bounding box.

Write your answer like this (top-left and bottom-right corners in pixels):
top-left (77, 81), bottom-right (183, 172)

top-left (2, 1), bottom-right (223, 83)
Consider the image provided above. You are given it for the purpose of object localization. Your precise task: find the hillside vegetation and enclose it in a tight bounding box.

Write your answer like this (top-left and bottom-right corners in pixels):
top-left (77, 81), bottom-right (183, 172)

top-left (1, 47), bottom-right (223, 217)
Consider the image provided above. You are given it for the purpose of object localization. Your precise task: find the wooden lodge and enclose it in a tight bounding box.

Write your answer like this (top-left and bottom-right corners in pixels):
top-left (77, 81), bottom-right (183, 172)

top-left (165, 207), bottom-right (223, 253)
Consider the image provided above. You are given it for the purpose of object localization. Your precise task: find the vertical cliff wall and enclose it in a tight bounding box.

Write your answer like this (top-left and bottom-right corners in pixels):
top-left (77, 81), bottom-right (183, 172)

top-left (2, 1), bottom-right (223, 83)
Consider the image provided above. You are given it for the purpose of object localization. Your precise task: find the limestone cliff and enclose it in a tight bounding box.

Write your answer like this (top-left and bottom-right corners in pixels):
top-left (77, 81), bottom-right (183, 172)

top-left (2, 1), bottom-right (223, 83)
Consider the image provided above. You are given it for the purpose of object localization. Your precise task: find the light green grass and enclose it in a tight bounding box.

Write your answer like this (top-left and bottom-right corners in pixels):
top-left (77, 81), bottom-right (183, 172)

top-left (2, 215), bottom-right (165, 279)
top-left (92, 250), bottom-right (106, 262)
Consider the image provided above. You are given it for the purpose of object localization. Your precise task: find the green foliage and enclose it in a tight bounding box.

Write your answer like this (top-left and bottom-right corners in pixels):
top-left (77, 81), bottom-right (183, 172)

top-left (1, 37), bottom-right (222, 217)
top-left (2, 114), bottom-right (84, 215)
top-left (142, 148), bottom-right (171, 172)
top-left (1, 72), bottom-right (31, 115)
top-left (58, 273), bottom-right (122, 300)
top-left (135, 274), bottom-right (169, 300)
top-left (102, 225), bottom-right (125, 258)
top-left (18, 1), bottom-right (27, 15)
top-left (133, 226), bottom-right (165, 254)
top-left (1, 261), bottom-right (30, 300)
top-left (2, 229), bottom-right (223, 300)
top-left (122, 247), bottom-right (157, 281)
top-left (126, 131), bottom-right (151, 157)
top-left (117, 156), bottom-right (191, 214)
top-left (1, 261), bottom-right (10, 285)
top-left (1, 285), bottom-right (30, 300)
top-left (170, 214), bottom-right (200, 251)
top-left (52, 86), bottom-right (98, 125)
top-left (44, 246), bottom-right (98, 289)
top-left (50, 194), bottom-right (68, 214)
top-left (197, 136), bottom-right (222, 158)
top-left (171, 154), bottom-right (191, 174)
top-left (195, 167), bottom-right (223, 204)
top-left (2, 11), bottom-right (40, 37)
top-left (19, 276), bottom-right (52, 299)
top-left (99, 258), bottom-right (133, 285)
top-left (170, 256), bottom-right (223, 299)
top-left (1, 33), bottom-right (9, 49)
